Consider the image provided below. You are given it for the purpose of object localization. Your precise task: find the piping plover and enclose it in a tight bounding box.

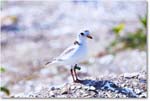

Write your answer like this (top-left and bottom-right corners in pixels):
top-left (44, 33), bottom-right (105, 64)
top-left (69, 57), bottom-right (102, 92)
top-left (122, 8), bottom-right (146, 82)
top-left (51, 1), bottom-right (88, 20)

top-left (46, 30), bottom-right (93, 82)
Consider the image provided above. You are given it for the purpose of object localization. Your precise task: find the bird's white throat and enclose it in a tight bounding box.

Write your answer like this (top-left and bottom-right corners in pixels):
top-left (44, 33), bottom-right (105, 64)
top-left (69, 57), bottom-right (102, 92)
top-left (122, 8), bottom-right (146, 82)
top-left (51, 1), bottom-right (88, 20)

top-left (76, 35), bottom-right (87, 46)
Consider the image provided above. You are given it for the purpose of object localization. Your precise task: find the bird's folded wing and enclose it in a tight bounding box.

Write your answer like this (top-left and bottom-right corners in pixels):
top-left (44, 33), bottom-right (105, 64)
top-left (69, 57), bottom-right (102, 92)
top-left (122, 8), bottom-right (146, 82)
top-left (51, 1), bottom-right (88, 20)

top-left (58, 45), bottom-right (76, 59)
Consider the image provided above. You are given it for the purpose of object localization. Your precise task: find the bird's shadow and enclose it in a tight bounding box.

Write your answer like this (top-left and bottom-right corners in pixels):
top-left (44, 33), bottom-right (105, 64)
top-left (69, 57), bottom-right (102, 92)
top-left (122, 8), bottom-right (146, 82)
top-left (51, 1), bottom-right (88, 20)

top-left (78, 79), bottom-right (137, 98)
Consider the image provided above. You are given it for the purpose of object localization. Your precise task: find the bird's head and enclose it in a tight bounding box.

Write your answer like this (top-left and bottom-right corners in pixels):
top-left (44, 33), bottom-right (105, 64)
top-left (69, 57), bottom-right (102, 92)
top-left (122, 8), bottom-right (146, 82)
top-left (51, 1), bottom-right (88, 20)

top-left (75, 30), bottom-right (93, 45)
top-left (78, 30), bottom-right (93, 40)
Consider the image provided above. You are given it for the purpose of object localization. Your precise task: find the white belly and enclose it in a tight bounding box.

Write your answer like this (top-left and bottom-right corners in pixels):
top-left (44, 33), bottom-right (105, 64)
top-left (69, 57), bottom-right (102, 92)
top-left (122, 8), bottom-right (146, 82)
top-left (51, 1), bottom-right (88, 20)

top-left (62, 45), bottom-right (87, 66)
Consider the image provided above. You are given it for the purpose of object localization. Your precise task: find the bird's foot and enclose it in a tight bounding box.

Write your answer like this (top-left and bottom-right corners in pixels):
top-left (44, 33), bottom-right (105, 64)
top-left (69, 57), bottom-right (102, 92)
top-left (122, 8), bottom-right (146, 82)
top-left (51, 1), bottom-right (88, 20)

top-left (74, 79), bottom-right (81, 83)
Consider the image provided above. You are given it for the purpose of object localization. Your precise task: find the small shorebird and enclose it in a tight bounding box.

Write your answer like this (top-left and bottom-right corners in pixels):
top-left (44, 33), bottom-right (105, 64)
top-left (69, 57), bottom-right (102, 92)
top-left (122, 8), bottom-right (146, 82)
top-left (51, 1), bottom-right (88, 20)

top-left (46, 30), bottom-right (93, 82)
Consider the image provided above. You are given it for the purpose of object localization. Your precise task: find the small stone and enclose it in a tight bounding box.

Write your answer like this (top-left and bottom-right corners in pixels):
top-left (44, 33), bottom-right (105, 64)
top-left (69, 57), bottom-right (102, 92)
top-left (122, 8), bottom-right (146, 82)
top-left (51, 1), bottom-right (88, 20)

top-left (61, 87), bottom-right (68, 94)
top-left (89, 86), bottom-right (96, 90)
top-left (49, 92), bottom-right (55, 97)
top-left (57, 94), bottom-right (67, 98)
top-left (51, 95), bottom-right (55, 98)
top-left (139, 92), bottom-right (147, 98)
top-left (138, 74), bottom-right (146, 79)
top-left (132, 81), bottom-right (138, 86)
top-left (123, 73), bottom-right (139, 79)
top-left (83, 86), bottom-right (90, 90)
top-left (76, 85), bottom-right (82, 89)
top-left (134, 89), bottom-right (142, 95)
top-left (51, 87), bottom-right (55, 91)
top-left (70, 85), bottom-right (76, 90)
top-left (139, 79), bottom-right (146, 83)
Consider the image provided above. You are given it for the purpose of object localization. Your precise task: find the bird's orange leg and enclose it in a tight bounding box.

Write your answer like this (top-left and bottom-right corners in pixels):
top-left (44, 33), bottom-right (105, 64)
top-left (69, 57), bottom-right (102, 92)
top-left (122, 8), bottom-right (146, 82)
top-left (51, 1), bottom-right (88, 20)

top-left (70, 68), bottom-right (76, 82)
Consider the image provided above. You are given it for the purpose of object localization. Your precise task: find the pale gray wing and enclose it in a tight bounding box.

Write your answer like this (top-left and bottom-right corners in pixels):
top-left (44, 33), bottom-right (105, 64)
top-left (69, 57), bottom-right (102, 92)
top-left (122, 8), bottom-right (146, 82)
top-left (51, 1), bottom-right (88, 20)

top-left (45, 45), bottom-right (77, 65)
top-left (56, 45), bottom-right (77, 60)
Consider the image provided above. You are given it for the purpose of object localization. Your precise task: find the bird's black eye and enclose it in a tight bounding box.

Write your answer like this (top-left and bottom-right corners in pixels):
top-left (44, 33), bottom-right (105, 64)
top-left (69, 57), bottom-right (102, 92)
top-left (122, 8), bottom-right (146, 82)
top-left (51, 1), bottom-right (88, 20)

top-left (80, 33), bottom-right (84, 36)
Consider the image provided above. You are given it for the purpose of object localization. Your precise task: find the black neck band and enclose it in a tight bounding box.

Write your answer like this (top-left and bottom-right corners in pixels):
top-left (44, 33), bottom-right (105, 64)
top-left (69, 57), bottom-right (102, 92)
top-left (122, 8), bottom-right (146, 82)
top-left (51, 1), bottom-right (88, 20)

top-left (74, 41), bottom-right (81, 45)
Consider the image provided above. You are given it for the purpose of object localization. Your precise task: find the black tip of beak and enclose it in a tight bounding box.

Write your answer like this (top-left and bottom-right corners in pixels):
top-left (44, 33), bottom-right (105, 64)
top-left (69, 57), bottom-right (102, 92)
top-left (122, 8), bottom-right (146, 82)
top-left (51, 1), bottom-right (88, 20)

top-left (87, 35), bottom-right (93, 39)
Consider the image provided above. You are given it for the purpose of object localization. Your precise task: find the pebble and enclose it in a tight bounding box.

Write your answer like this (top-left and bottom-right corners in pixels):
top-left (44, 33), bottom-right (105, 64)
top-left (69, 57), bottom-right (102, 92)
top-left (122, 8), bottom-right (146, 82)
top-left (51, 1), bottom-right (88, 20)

top-left (123, 73), bottom-right (139, 79)
top-left (61, 87), bottom-right (68, 94)
top-left (70, 85), bottom-right (76, 90)
top-left (83, 86), bottom-right (90, 90)
top-left (76, 85), bottom-right (82, 89)
top-left (132, 81), bottom-right (138, 87)
top-left (51, 87), bottom-right (55, 91)
top-left (139, 92), bottom-right (147, 98)
top-left (49, 92), bottom-right (55, 97)
top-left (89, 86), bottom-right (96, 90)
top-left (134, 89), bottom-right (141, 94)
top-left (139, 79), bottom-right (146, 83)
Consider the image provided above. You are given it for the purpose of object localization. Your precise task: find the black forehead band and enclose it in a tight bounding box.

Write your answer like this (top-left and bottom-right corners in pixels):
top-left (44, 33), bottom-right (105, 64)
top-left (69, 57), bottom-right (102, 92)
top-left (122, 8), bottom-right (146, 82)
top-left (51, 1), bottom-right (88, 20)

top-left (84, 30), bottom-right (89, 32)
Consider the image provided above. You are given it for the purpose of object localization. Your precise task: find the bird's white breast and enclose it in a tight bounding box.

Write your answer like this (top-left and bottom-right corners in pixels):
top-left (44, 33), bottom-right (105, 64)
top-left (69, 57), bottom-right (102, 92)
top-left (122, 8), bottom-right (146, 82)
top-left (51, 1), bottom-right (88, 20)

top-left (62, 44), bottom-right (87, 66)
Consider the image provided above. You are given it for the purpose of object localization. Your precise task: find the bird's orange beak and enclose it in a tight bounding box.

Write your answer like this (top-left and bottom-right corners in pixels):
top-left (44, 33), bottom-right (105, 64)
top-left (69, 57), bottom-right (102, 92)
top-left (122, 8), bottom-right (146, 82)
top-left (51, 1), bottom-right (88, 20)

top-left (87, 35), bottom-right (93, 39)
